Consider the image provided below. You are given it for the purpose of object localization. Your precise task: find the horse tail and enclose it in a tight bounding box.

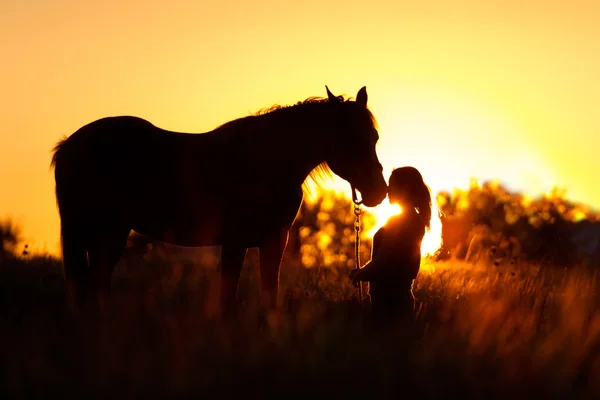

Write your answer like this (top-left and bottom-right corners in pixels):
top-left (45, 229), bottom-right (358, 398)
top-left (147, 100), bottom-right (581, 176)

top-left (59, 217), bottom-right (89, 284)
top-left (52, 136), bottom-right (90, 303)
top-left (50, 136), bottom-right (68, 171)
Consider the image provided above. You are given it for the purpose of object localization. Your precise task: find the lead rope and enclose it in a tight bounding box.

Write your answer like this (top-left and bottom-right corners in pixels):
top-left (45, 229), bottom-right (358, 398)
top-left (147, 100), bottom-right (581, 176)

top-left (351, 185), bottom-right (363, 307)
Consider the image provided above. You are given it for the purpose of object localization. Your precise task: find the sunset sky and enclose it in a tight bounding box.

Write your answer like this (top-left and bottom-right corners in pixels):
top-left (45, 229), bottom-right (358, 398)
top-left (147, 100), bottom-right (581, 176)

top-left (1, 0), bottom-right (599, 256)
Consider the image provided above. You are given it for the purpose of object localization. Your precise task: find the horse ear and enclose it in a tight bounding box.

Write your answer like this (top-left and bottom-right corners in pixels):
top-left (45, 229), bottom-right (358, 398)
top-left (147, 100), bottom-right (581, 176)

top-left (356, 86), bottom-right (368, 107)
top-left (325, 86), bottom-right (340, 103)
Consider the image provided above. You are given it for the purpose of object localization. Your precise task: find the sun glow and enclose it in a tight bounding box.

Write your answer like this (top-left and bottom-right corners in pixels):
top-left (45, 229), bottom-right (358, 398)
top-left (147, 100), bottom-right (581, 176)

top-left (365, 198), bottom-right (402, 237)
top-left (365, 198), bottom-right (443, 258)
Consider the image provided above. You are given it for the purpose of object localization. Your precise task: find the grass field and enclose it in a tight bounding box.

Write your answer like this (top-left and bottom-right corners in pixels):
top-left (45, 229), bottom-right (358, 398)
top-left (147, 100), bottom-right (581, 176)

top-left (1, 249), bottom-right (600, 399)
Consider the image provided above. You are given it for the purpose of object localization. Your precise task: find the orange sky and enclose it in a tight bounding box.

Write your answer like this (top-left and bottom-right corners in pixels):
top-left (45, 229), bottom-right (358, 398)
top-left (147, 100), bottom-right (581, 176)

top-left (1, 0), bottom-right (599, 256)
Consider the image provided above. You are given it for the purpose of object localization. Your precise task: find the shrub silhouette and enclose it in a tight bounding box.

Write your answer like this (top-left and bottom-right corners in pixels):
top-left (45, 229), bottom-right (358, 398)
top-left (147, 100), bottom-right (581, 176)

top-left (436, 180), bottom-right (600, 268)
top-left (0, 218), bottom-right (23, 264)
top-left (289, 191), bottom-right (377, 270)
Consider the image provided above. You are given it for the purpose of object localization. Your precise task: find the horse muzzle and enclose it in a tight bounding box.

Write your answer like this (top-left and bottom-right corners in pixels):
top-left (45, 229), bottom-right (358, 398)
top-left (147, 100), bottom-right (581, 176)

top-left (352, 178), bottom-right (387, 208)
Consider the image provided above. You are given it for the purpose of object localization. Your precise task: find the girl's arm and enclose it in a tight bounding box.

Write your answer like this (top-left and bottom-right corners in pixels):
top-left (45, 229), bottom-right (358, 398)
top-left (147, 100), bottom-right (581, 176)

top-left (353, 258), bottom-right (382, 282)
top-left (352, 229), bottom-right (387, 282)
top-left (371, 228), bottom-right (384, 259)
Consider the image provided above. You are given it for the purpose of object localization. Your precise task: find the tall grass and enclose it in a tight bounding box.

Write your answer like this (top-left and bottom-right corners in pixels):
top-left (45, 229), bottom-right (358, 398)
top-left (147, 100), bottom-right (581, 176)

top-left (1, 250), bottom-right (599, 398)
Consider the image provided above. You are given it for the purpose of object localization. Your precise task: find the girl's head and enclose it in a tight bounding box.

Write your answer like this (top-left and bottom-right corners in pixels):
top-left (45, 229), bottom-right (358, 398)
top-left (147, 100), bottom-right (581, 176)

top-left (388, 166), bottom-right (432, 230)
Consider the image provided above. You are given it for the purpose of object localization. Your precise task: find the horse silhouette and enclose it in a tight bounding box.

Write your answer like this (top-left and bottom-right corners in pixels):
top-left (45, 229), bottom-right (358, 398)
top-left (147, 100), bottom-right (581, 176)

top-left (51, 86), bottom-right (387, 315)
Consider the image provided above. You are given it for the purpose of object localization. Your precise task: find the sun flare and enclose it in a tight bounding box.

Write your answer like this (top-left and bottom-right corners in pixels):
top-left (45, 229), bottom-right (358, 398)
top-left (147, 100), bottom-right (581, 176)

top-left (365, 198), bottom-right (443, 258)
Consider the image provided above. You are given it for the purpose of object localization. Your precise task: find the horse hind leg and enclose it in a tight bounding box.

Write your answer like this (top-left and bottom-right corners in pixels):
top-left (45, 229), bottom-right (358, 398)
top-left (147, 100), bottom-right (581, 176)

top-left (61, 220), bottom-right (92, 316)
top-left (220, 243), bottom-right (248, 319)
top-left (259, 230), bottom-right (289, 311)
top-left (86, 223), bottom-right (131, 314)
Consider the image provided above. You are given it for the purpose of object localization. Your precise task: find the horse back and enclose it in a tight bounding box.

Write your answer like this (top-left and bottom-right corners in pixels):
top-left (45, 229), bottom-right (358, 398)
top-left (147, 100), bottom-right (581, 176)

top-left (53, 116), bottom-right (302, 247)
top-left (54, 116), bottom-right (226, 213)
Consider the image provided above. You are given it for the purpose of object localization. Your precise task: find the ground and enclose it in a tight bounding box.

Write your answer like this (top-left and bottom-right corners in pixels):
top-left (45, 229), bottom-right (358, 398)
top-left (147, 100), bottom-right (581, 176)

top-left (1, 250), bottom-right (599, 398)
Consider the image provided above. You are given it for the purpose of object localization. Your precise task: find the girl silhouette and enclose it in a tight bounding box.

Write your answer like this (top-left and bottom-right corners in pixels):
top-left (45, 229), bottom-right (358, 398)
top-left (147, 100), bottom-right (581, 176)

top-left (349, 166), bottom-right (432, 330)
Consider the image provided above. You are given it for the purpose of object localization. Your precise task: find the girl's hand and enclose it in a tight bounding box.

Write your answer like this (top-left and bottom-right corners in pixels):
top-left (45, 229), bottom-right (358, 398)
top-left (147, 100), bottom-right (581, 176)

top-left (348, 269), bottom-right (361, 288)
top-left (348, 269), bottom-right (358, 280)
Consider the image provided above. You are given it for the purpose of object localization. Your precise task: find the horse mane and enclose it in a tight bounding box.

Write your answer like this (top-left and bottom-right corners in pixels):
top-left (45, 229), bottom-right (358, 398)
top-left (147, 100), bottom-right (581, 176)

top-left (215, 94), bottom-right (357, 131)
top-left (254, 93), bottom-right (378, 131)
top-left (253, 95), bottom-right (347, 115)
top-left (303, 162), bottom-right (334, 196)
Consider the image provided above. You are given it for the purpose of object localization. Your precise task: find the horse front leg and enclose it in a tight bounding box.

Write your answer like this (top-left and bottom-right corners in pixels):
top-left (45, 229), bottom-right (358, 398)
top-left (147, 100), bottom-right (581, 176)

top-left (220, 244), bottom-right (248, 318)
top-left (259, 230), bottom-right (289, 311)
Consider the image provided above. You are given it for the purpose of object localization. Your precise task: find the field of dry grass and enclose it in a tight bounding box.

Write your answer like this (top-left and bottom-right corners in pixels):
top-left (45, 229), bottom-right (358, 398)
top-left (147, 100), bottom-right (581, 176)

top-left (1, 249), bottom-right (600, 398)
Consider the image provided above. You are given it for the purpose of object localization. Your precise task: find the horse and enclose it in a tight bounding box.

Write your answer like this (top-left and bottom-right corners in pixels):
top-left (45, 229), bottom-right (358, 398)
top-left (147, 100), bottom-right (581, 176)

top-left (50, 86), bottom-right (387, 316)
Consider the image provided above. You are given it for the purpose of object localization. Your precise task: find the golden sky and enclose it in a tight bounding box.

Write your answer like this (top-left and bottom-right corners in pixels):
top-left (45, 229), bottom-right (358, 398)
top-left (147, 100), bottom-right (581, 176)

top-left (1, 0), bottom-right (599, 256)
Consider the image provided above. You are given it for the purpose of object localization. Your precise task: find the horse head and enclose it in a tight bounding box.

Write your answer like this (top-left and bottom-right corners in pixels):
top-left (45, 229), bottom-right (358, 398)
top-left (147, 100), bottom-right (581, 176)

top-left (323, 86), bottom-right (387, 207)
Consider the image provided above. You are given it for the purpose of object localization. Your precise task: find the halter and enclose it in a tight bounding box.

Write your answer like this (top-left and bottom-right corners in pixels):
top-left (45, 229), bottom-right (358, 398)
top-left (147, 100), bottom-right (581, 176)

top-left (351, 185), bottom-right (363, 306)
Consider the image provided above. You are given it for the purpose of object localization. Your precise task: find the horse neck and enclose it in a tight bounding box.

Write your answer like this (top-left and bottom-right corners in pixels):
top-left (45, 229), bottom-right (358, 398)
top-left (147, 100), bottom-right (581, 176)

top-left (262, 106), bottom-right (332, 185)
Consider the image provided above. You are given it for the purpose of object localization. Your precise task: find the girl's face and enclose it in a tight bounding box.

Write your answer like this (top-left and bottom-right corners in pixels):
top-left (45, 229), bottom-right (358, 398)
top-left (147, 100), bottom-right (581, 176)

top-left (388, 183), bottom-right (409, 205)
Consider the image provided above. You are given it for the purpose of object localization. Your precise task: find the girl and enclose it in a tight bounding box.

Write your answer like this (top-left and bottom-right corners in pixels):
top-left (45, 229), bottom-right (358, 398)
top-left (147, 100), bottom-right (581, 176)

top-left (349, 166), bottom-right (432, 330)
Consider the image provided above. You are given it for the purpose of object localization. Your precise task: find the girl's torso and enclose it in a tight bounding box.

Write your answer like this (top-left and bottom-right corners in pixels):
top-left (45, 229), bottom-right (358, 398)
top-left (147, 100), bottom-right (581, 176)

top-left (368, 210), bottom-right (425, 297)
